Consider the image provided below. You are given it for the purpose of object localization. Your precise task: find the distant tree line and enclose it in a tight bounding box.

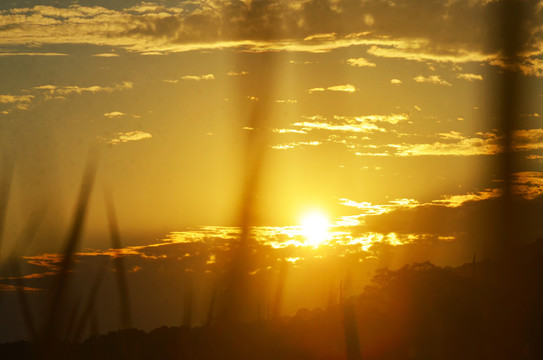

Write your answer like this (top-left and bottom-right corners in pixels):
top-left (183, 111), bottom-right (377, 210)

top-left (2, 239), bottom-right (543, 360)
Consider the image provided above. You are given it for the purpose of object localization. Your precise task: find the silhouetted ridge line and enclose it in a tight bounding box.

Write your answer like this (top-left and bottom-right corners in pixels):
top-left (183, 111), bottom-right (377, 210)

top-left (2, 240), bottom-right (542, 359)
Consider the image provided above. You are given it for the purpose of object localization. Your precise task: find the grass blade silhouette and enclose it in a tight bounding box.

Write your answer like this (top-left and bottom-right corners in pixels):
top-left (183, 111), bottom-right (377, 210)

top-left (0, 208), bottom-right (45, 323)
top-left (63, 296), bottom-right (81, 343)
top-left (182, 275), bottom-right (194, 328)
top-left (9, 260), bottom-right (38, 341)
top-left (217, 56), bottom-right (276, 327)
top-left (205, 284), bottom-right (217, 327)
top-left (72, 257), bottom-right (108, 344)
top-left (0, 153), bottom-right (15, 257)
top-left (104, 187), bottom-right (133, 330)
top-left (342, 275), bottom-right (362, 360)
top-left (40, 148), bottom-right (98, 357)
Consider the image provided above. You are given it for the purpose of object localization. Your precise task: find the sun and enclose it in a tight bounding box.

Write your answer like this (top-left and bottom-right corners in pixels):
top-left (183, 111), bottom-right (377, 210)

top-left (300, 210), bottom-right (331, 247)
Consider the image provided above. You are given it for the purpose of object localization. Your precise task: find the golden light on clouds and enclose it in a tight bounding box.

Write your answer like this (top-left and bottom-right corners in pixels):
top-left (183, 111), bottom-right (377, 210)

top-left (413, 75), bottom-right (452, 86)
top-left (107, 131), bottom-right (152, 145)
top-left (346, 57), bottom-right (376, 67)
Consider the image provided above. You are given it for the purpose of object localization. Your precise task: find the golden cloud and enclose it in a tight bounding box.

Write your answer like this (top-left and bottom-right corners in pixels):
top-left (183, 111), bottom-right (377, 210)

top-left (514, 129), bottom-right (543, 150)
top-left (394, 137), bottom-right (499, 156)
top-left (108, 131), bottom-right (152, 145)
top-left (0, 284), bottom-right (42, 292)
top-left (346, 57), bottom-right (376, 67)
top-left (327, 84), bottom-right (357, 92)
top-left (457, 73), bottom-right (483, 81)
top-left (0, 94), bottom-right (34, 103)
top-left (271, 141), bottom-right (321, 150)
top-left (0, 52), bottom-right (68, 56)
top-left (0, 1), bottom-right (540, 71)
top-left (432, 189), bottom-right (501, 207)
top-left (413, 75), bottom-right (452, 86)
top-left (93, 53), bottom-right (120, 57)
top-left (181, 74), bottom-right (215, 81)
top-left (304, 33), bottom-right (337, 41)
top-left (34, 81), bottom-right (133, 97)
top-left (227, 70), bottom-right (249, 76)
top-left (340, 198), bottom-right (420, 216)
top-left (104, 111), bottom-right (126, 118)
top-left (367, 44), bottom-right (495, 64)
top-left (308, 87), bottom-right (326, 93)
top-left (514, 171), bottom-right (543, 200)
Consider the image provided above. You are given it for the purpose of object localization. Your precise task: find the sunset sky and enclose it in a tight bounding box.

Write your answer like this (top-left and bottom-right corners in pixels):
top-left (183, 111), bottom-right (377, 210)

top-left (1, 0), bottom-right (543, 341)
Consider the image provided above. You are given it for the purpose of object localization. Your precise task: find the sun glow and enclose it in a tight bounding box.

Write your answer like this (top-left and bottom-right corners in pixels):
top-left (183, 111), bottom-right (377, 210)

top-left (300, 211), bottom-right (331, 247)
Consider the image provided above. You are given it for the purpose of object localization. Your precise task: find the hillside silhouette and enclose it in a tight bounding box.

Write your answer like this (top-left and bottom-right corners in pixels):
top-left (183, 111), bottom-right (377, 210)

top-left (2, 239), bottom-right (542, 360)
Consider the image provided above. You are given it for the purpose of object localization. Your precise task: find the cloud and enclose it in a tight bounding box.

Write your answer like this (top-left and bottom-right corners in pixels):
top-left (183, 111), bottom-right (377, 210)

top-left (339, 189), bottom-right (502, 232)
top-left (227, 70), bottom-right (249, 76)
top-left (6, 219), bottom-right (438, 293)
top-left (342, 175), bottom-right (543, 241)
top-left (394, 136), bottom-right (499, 156)
top-left (271, 141), bottom-right (322, 150)
top-left (289, 114), bottom-right (408, 135)
top-left (490, 56), bottom-right (543, 78)
top-left (127, 2), bottom-right (184, 14)
top-left (107, 130), bottom-right (152, 145)
top-left (514, 129), bottom-right (543, 150)
top-left (346, 57), bottom-right (376, 67)
top-left (272, 128), bottom-right (307, 134)
top-left (0, 82), bottom-right (133, 113)
top-left (367, 44), bottom-right (495, 64)
top-left (350, 129), bottom-right (543, 157)
top-left (0, 94), bottom-right (35, 112)
top-left (0, 52), bottom-right (68, 57)
top-left (431, 189), bottom-right (501, 207)
top-left (93, 53), bottom-right (120, 57)
top-left (308, 87), bottom-right (326, 93)
top-left (293, 121), bottom-right (381, 133)
top-left (181, 74), bottom-right (215, 81)
top-left (0, 284), bottom-right (42, 292)
top-left (514, 171), bottom-right (543, 200)
top-left (304, 33), bottom-right (336, 41)
top-left (275, 99), bottom-right (298, 104)
top-left (438, 131), bottom-right (465, 140)
top-left (104, 111), bottom-right (126, 118)
top-left (351, 130), bottom-right (501, 157)
top-left (390, 79), bottom-right (402, 85)
top-left (309, 84), bottom-right (357, 93)
top-left (2, 1), bottom-right (538, 64)
top-left (271, 112), bottom-right (414, 153)
top-left (457, 73), bottom-right (483, 81)
top-left (34, 81), bottom-right (133, 97)
top-left (519, 58), bottom-right (543, 77)
top-left (271, 113), bottom-right (409, 151)
top-left (327, 84), bottom-right (357, 92)
top-left (340, 198), bottom-right (420, 216)
top-left (0, 95), bottom-right (34, 104)
top-left (413, 75), bottom-right (452, 86)
top-left (354, 176), bottom-right (543, 244)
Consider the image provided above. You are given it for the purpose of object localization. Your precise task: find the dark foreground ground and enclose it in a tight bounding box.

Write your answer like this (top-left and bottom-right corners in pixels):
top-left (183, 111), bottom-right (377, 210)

top-left (2, 240), bottom-right (543, 360)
